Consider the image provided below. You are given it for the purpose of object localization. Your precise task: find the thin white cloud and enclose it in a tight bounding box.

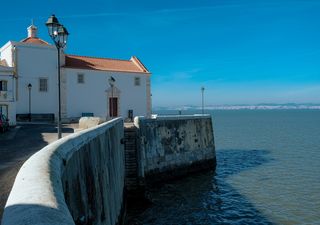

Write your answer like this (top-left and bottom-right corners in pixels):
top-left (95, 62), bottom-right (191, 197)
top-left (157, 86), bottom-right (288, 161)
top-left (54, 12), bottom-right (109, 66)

top-left (0, 4), bottom-right (240, 22)
top-left (1, 0), bottom-right (319, 22)
top-left (58, 0), bottom-right (320, 20)
top-left (60, 12), bottom-right (130, 19)
top-left (153, 4), bottom-right (242, 14)
top-left (0, 16), bottom-right (47, 22)
top-left (54, 5), bottom-right (241, 21)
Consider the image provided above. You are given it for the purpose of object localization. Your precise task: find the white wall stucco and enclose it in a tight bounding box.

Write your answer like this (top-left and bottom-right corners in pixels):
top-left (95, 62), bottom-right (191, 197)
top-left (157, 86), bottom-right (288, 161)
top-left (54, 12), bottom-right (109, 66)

top-left (0, 66), bottom-right (16, 125)
top-left (14, 43), bottom-right (58, 116)
top-left (0, 42), bottom-right (14, 67)
top-left (65, 68), bottom-right (150, 120)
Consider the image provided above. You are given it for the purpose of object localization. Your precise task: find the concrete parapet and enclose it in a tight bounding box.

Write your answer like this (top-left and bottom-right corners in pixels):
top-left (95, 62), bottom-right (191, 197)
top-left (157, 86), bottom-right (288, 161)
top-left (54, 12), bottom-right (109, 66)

top-left (2, 118), bottom-right (125, 225)
top-left (134, 114), bottom-right (216, 182)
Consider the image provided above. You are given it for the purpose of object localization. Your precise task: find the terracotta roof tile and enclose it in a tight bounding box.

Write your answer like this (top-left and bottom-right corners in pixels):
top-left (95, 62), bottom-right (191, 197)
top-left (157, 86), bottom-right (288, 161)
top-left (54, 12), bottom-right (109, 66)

top-left (64, 54), bottom-right (150, 73)
top-left (20, 37), bottom-right (49, 45)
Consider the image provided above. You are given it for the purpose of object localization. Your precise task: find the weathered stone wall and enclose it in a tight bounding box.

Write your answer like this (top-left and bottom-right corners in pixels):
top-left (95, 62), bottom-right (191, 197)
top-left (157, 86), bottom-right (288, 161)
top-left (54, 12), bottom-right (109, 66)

top-left (2, 118), bottom-right (125, 225)
top-left (134, 115), bottom-right (216, 182)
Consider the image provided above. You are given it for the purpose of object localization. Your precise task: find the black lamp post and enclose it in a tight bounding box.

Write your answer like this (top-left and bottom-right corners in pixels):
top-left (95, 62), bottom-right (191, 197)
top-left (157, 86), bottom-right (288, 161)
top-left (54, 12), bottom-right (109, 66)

top-left (45, 14), bottom-right (69, 139)
top-left (108, 76), bottom-right (116, 118)
top-left (27, 83), bottom-right (32, 122)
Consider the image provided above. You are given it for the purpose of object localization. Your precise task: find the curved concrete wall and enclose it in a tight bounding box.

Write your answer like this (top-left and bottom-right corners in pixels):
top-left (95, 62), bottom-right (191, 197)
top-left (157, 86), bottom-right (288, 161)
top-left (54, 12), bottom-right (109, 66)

top-left (1, 118), bottom-right (125, 225)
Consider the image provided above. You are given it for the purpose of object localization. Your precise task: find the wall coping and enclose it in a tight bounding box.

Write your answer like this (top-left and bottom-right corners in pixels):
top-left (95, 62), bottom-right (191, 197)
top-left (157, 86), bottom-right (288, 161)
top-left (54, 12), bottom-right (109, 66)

top-left (2, 118), bottom-right (123, 225)
top-left (134, 114), bottom-right (211, 127)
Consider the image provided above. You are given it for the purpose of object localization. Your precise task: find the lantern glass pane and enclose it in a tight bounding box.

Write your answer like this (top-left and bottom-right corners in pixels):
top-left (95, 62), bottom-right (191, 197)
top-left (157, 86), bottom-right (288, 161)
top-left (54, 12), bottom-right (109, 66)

top-left (47, 24), bottom-right (53, 36)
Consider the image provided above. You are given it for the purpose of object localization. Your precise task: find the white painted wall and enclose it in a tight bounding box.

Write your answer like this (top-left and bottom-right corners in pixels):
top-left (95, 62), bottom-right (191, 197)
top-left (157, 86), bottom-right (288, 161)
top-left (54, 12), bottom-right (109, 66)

top-left (0, 42), bottom-right (14, 67)
top-left (0, 68), bottom-right (16, 125)
top-left (65, 68), bottom-right (149, 119)
top-left (14, 43), bottom-right (58, 117)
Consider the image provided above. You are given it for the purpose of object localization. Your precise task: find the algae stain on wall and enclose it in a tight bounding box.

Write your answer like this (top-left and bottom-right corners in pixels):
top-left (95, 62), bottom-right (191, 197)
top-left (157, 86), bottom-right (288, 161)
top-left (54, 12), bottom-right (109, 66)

top-left (135, 115), bottom-right (216, 180)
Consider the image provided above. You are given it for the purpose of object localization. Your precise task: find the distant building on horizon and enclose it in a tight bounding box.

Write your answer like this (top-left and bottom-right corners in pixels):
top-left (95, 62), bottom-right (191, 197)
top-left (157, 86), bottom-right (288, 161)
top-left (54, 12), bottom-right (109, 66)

top-left (0, 23), bottom-right (152, 125)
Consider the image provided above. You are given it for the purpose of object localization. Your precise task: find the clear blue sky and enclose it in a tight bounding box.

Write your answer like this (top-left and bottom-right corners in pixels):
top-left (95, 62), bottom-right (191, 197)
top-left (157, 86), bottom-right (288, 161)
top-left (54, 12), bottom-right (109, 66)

top-left (1, 0), bottom-right (319, 106)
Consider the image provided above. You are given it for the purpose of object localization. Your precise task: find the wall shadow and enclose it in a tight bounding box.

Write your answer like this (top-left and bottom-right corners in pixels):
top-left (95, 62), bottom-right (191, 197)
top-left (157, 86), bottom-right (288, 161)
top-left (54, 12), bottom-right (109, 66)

top-left (1, 204), bottom-right (73, 224)
top-left (0, 124), bottom-right (75, 220)
top-left (128, 149), bottom-right (274, 225)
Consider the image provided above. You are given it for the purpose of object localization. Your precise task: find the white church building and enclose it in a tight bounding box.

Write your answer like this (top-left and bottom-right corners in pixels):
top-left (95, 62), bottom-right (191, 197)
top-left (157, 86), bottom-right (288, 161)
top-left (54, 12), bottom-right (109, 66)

top-left (0, 24), bottom-right (151, 125)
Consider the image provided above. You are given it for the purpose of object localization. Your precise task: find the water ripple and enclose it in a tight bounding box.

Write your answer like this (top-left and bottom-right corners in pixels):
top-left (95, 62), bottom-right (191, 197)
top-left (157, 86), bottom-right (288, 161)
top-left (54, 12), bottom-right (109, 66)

top-left (129, 149), bottom-right (273, 225)
top-left (128, 110), bottom-right (320, 225)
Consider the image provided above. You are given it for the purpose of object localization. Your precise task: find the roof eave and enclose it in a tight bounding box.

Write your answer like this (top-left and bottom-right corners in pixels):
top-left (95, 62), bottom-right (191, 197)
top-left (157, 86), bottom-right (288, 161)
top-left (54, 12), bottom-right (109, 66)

top-left (63, 66), bottom-right (151, 74)
top-left (0, 65), bottom-right (14, 73)
top-left (0, 41), bottom-right (14, 52)
top-left (130, 56), bottom-right (150, 73)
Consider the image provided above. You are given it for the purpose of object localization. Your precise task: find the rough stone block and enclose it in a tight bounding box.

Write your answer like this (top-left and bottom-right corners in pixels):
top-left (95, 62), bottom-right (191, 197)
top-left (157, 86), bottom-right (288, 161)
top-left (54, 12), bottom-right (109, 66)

top-left (78, 117), bottom-right (104, 130)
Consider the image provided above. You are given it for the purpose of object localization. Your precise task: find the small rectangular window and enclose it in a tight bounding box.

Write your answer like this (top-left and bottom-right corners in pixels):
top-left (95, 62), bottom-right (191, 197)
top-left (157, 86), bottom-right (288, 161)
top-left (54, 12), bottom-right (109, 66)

top-left (39, 78), bottom-right (48, 92)
top-left (134, 77), bottom-right (140, 86)
top-left (78, 73), bottom-right (84, 84)
top-left (0, 80), bottom-right (7, 91)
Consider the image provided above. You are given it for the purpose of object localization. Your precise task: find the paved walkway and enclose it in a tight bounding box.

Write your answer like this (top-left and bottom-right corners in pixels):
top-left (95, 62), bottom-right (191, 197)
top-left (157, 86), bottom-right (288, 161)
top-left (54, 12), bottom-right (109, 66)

top-left (0, 123), bottom-right (77, 219)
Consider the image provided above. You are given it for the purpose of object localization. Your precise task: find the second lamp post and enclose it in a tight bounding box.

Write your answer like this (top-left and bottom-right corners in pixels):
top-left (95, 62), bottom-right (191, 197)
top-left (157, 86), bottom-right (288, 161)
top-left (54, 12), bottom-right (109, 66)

top-left (201, 86), bottom-right (205, 114)
top-left (27, 83), bottom-right (32, 122)
top-left (45, 14), bottom-right (69, 139)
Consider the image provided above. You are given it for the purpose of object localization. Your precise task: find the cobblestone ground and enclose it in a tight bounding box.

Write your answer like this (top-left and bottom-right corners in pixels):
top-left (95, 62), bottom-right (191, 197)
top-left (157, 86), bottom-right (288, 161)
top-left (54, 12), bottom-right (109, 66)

top-left (0, 123), bottom-right (77, 219)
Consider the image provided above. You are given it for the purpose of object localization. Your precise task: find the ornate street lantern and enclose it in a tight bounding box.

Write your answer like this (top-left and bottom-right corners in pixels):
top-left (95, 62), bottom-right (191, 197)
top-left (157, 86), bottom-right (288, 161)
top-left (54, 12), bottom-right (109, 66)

top-left (45, 14), bottom-right (69, 139)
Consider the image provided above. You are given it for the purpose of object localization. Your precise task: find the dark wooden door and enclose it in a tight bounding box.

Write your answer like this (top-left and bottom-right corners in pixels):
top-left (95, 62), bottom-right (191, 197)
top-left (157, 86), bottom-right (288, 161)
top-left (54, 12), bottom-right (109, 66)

top-left (109, 97), bottom-right (118, 117)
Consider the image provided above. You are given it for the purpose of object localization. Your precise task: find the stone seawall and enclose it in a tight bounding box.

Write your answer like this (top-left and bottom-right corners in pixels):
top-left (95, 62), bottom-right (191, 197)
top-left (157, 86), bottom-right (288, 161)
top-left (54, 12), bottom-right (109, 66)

top-left (1, 118), bottom-right (125, 225)
top-left (2, 115), bottom-right (216, 224)
top-left (134, 115), bottom-right (216, 183)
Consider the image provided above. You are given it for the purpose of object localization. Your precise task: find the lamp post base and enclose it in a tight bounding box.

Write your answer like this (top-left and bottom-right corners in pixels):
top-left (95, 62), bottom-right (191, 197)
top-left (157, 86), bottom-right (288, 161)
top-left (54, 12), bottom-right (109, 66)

top-left (58, 122), bottom-right (62, 139)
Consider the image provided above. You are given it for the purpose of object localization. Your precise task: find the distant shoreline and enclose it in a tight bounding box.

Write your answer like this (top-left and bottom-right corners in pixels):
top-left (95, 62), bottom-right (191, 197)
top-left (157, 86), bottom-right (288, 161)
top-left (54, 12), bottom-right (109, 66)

top-left (153, 105), bottom-right (320, 111)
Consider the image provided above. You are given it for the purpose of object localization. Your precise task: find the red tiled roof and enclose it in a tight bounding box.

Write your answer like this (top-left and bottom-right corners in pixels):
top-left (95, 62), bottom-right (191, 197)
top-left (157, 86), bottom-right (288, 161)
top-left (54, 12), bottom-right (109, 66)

top-left (20, 37), bottom-right (49, 45)
top-left (64, 54), bottom-right (150, 73)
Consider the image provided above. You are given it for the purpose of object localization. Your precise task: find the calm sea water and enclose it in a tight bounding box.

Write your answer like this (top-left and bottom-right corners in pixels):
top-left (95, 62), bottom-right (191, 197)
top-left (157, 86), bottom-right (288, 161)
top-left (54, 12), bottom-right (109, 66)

top-left (131, 110), bottom-right (320, 225)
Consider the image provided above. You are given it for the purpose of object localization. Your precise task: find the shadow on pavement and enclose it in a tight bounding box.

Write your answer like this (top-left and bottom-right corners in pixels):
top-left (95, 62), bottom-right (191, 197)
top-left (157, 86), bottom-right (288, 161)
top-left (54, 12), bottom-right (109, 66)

top-left (0, 124), bottom-right (75, 219)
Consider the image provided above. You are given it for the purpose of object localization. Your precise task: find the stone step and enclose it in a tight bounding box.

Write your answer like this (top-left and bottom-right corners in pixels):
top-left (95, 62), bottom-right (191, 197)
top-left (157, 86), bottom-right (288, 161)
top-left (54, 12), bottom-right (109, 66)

top-left (125, 163), bottom-right (137, 167)
top-left (126, 174), bottom-right (138, 178)
top-left (125, 157), bottom-right (137, 161)
top-left (124, 126), bottom-right (140, 190)
top-left (126, 168), bottom-right (137, 171)
top-left (126, 163), bottom-right (137, 167)
top-left (125, 150), bottom-right (137, 155)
